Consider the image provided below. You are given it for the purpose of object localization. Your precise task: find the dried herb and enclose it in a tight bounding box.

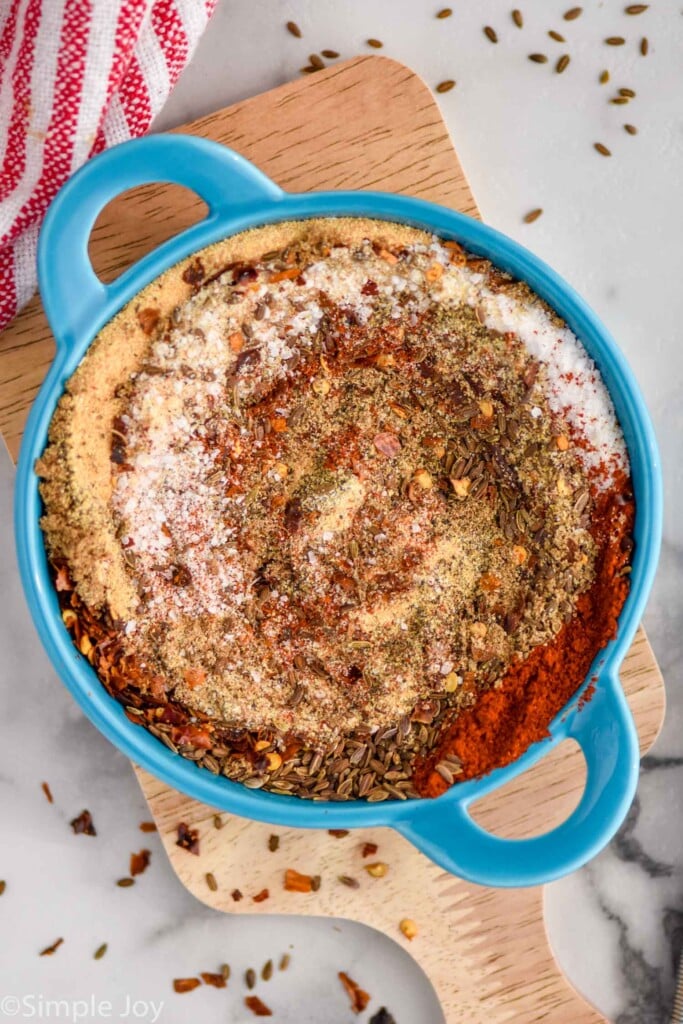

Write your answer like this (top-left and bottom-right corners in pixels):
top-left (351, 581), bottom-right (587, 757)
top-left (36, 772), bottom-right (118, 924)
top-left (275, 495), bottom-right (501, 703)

top-left (70, 809), bottom-right (96, 836)
top-left (176, 822), bottom-right (199, 855)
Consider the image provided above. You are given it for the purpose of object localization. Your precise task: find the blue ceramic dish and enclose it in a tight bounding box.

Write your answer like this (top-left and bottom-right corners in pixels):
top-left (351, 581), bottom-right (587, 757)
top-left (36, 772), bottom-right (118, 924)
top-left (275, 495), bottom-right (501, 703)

top-left (15, 135), bottom-right (662, 887)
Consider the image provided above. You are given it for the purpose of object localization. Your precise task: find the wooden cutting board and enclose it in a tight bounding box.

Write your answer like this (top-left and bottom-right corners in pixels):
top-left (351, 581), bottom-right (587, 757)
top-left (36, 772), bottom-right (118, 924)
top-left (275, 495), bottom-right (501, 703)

top-left (0, 56), bottom-right (665, 1023)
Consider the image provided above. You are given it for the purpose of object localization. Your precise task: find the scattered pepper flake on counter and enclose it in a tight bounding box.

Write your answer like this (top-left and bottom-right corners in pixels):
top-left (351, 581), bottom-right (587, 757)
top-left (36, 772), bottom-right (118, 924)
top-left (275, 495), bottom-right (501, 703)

top-left (245, 995), bottom-right (273, 1017)
top-left (284, 868), bottom-right (314, 893)
top-left (201, 971), bottom-right (226, 988)
top-left (253, 888), bottom-right (270, 903)
top-left (231, 888), bottom-right (243, 902)
top-left (328, 828), bottom-right (350, 838)
top-left (70, 809), bottom-right (96, 836)
top-left (339, 971), bottom-right (371, 1014)
top-left (41, 781), bottom-right (53, 803)
top-left (173, 978), bottom-right (201, 994)
top-left (39, 937), bottom-right (64, 956)
top-left (361, 842), bottom-right (379, 858)
top-left (139, 821), bottom-right (156, 832)
top-left (130, 849), bottom-right (151, 876)
top-left (176, 822), bottom-right (199, 855)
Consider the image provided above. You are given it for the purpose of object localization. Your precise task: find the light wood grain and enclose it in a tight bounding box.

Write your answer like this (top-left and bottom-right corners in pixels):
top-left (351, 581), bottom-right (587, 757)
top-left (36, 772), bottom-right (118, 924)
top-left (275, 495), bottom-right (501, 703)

top-left (0, 56), bottom-right (665, 1024)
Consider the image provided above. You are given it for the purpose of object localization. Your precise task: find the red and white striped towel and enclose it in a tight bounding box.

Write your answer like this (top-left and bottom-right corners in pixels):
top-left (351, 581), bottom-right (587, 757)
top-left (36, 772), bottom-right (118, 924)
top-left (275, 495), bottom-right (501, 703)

top-left (0, 0), bottom-right (217, 333)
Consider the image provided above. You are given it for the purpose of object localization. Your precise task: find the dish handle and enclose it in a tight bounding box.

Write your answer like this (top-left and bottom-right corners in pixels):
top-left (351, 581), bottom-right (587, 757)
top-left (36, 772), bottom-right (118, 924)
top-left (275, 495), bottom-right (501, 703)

top-left (37, 135), bottom-right (284, 352)
top-left (395, 670), bottom-right (639, 887)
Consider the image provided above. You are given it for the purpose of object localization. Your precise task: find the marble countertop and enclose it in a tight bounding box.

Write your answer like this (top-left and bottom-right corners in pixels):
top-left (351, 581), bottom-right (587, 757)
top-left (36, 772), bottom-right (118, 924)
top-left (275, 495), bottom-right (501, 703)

top-left (2, 2), bottom-right (683, 1021)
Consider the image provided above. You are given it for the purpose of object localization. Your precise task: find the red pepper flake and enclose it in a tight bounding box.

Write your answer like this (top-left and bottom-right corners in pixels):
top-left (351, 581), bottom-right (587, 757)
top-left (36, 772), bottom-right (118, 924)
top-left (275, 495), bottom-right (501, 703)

top-left (176, 822), bottom-right (200, 855)
top-left (252, 888), bottom-right (270, 903)
top-left (284, 868), bottom-right (313, 893)
top-left (70, 809), bottom-right (96, 836)
top-left (328, 829), bottom-right (350, 838)
top-left (200, 972), bottom-right (226, 988)
top-left (231, 888), bottom-right (243, 902)
top-left (39, 937), bottom-right (64, 956)
top-left (338, 971), bottom-right (371, 1014)
top-left (41, 781), bottom-right (54, 804)
top-left (361, 842), bottom-right (378, 858)
top-left (245, 996), bottom-right (273, 1017)
top-left (173, 978), bottom-right (201, 994)
top-left (130, 849), bottom-right (151, 876)
top-left (139, 821), bottom-right (157, 833)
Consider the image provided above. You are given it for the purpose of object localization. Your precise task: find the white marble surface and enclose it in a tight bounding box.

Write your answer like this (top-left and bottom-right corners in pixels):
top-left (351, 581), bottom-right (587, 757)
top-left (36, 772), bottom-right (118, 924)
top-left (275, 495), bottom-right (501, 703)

top-left (3, 1), bottom-right (683, 1021)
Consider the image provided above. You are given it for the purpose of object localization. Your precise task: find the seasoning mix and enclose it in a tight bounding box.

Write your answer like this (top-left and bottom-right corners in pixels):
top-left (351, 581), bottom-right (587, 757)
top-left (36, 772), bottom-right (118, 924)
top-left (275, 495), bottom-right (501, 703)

top-left (37, 218), bottom-right (634, 802)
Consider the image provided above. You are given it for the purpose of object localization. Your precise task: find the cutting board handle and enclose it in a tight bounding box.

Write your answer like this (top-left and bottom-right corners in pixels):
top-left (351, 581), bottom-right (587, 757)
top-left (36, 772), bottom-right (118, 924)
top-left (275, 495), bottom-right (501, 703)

top-left (36, 135), bottom-right (283, 352)
top-left (396, 669), bottom-right (639, 887)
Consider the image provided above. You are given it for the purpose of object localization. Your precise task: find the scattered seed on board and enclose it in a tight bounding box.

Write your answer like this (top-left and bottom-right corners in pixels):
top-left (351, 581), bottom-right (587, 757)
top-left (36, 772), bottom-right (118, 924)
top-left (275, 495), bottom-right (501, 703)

top-left (640, 37), bottom-right (649, 55)
top-left (528, 53), bottom-right (548, 63)
top-left (367, 38), bottom-right (383, 48)
top-left (556, 54), bottom-right (570, 73)
top-left (483, 26), bottom-right (498, 43)
top-left (309, 53), bottom-right (324, 69)
top-left (436, 80), bottom-right (456, 93)
top-left (624, 123), bottom-right (638, 134)
top-left (321, 49), bottom-right (339, 58)
top-left (245, 968), bottom-right (257, 990)
top-left (523, 208), bottom-right (543, 223)
top-left (436, 7), bottom-right (453, 18)
top-left (94, 943), bottom-right (108, 960)
top-left (600, 69), bottom-right (610, 84)
top-left (512, 10), bottom-right (523, 28)
top-left (339, 874), bottom-right (361, 889)
top-left (548, 30), bottom-right (566, 42)
top-left (594, 142), bottom-right (612, 156)
top-left (286, 21), bottom-right (302, 38)
top-left (605, 37), bottom-right (626, 46)
top-left (625, 4), bottom-right (649, 12)
top-left (262, 959), bottom-right (273, 982)
top-left (563, 7), bottom-right (583, 19)
top-left (300, 65), bottom-right (318, 74)
top-left (279, 954), bottom-right (291, 971)
top-left (206, 872), bottom-right (218, 892)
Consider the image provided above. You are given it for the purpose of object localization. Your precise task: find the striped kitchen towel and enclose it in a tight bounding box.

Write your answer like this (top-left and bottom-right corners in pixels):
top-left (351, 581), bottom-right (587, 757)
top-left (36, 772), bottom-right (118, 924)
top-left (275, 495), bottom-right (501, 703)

top-left (0, 0), bottom-right (217, 333)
